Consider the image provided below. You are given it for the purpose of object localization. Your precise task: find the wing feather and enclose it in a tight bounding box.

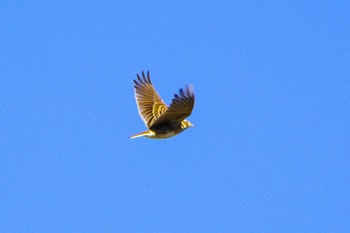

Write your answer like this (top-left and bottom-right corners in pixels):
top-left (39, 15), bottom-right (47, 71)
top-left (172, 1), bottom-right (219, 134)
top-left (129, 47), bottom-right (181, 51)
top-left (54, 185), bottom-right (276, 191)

top-left (150, 84), bottom-right (194, 129)
top-left (133, 71), bottom-right (167, 127)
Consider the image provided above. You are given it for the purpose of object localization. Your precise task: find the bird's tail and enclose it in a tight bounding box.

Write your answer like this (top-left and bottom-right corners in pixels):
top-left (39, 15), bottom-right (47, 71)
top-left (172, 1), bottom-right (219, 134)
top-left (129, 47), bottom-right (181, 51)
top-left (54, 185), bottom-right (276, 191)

top-left (128, 130), bottom-right (154, 139)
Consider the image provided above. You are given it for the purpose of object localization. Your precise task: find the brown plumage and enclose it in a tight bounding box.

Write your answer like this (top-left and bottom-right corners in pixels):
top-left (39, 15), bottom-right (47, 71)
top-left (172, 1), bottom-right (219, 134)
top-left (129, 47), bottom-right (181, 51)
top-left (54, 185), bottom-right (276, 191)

top-left (129, 71), bottom-right (195, 139)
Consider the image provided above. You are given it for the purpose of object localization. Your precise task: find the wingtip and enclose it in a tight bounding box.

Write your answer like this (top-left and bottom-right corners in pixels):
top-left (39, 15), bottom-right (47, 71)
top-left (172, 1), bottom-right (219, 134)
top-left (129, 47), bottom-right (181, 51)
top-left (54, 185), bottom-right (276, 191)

top-left (177, 84), bottom-right (194, 98)
top-left (136, 70), bottom-right (151, 84)
top-left (187, 84), bottom-right (194, 98)
top-left (147, 70), bottom-right (151, 83)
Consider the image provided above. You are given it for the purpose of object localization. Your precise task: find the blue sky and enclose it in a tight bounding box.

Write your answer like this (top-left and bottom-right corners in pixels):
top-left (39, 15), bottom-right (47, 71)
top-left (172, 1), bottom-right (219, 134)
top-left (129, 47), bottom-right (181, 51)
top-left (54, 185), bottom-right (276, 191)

top-left (1, 1), bottom-right (349, 232)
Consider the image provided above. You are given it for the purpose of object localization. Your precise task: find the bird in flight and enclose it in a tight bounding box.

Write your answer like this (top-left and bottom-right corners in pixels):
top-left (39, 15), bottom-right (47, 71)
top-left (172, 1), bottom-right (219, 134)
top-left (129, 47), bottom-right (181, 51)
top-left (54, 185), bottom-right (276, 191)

top-left (129, 71), bottom-right (195, 139)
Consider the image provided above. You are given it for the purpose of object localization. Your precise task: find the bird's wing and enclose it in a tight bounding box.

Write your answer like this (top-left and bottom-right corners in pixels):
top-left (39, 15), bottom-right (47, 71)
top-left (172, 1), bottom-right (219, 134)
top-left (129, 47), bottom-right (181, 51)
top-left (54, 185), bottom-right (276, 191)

top-left (133, 71), bottom-right (168, 127)
top-left (150, 84), bottom-right (194, 128)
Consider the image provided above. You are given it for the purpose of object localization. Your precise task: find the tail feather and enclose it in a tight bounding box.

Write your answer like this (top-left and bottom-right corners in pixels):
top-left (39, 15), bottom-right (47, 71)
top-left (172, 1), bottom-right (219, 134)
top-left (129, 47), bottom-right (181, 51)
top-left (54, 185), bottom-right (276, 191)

top-left (129, 130), bottom-right (154, 139)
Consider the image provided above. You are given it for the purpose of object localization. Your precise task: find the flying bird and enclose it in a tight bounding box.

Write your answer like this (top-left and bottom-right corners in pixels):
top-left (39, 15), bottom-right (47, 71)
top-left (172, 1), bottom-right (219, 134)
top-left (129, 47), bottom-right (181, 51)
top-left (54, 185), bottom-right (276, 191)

top-left (129, 71), bottom-right (195, 139)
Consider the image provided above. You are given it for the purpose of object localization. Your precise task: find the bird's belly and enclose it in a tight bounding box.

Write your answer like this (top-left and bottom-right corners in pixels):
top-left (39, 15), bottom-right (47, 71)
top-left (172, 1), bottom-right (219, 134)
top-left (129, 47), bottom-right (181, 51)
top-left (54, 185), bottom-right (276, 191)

top-left (146, 130), bottom-right (179, 139)
top-left (147, 124), bottom-right (182, 139)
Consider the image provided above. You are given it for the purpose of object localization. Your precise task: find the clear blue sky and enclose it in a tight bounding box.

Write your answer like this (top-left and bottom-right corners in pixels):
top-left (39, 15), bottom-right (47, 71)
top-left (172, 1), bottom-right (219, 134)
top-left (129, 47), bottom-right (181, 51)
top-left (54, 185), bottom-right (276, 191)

top-left (1, 1), bottom-right (349, 232)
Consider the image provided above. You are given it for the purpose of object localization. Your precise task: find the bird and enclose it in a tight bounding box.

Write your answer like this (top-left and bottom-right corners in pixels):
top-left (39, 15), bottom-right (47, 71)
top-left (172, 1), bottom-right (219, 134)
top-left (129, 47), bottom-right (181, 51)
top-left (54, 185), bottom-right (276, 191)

top-left (129, 70), bottom-right (195, 139)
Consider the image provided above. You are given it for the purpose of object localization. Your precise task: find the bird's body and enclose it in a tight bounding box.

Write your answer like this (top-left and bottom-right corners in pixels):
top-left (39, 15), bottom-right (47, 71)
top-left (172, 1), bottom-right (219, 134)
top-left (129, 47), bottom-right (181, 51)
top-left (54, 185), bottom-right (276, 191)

top-left (129, 120), bottom-right (193, 139)
top-left (129, 71), bottom-right (195, 139)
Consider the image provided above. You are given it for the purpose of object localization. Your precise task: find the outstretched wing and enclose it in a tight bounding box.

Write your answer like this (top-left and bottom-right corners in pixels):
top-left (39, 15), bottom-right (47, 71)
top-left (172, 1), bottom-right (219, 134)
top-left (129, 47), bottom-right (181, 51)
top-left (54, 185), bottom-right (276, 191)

top-left (150, 84), bottom-right (194, 129)
top-left (133, 71), bottom-right (168, 127)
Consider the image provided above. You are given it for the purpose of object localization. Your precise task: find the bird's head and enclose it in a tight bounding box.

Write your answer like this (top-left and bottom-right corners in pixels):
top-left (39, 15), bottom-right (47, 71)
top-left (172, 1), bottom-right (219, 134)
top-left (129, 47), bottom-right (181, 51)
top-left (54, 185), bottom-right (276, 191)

top-left (181, 120), bottom-right (194, 130)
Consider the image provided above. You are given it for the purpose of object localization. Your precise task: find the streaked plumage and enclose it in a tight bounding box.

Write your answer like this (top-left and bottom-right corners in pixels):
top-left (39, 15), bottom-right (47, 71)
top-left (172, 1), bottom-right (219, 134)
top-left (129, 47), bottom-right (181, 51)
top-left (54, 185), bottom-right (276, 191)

top-left (129, 71), bottom-right (195, 139)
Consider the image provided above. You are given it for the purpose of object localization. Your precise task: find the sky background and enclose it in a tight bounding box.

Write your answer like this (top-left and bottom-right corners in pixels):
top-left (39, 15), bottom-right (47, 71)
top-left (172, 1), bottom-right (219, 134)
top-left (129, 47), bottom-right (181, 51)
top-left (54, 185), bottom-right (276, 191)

top-left (1, 1), bottom-right (350, 232)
